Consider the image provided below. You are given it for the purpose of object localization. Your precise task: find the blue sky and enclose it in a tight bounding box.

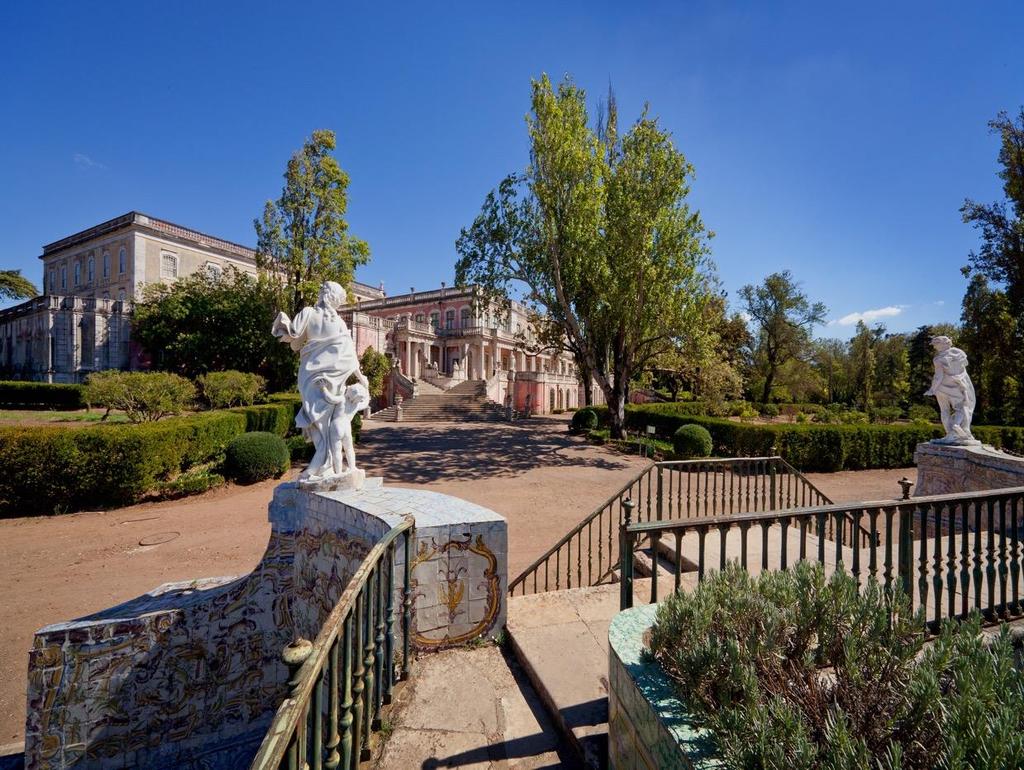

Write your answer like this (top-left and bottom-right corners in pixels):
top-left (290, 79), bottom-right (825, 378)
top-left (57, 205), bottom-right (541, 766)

top-left (1, 1), bottom-right (1021, 338)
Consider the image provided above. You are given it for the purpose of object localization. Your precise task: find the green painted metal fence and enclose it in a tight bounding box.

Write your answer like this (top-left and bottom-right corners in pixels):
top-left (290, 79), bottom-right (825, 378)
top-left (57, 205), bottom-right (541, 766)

top-left (250, 516), bottom-right (415, 770)
top-left (619, 486), bottom-right (1024, 633)
top-left (508, 457), bottom-right (835, 596)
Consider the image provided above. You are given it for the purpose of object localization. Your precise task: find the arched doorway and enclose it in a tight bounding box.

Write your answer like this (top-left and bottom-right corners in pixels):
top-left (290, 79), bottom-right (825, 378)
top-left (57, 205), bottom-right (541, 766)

top-left (549, 388), bottom-right (556, 412)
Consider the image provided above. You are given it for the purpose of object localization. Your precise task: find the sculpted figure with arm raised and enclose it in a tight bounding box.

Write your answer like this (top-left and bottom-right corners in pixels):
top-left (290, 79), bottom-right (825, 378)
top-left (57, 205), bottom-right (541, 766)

top-left (272, 280), bottom-right (371, 483)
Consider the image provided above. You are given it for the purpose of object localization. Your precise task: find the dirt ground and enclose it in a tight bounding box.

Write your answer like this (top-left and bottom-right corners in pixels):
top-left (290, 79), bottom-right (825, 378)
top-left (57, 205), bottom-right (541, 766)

top-left (0, 415), bottom-right (914, 744)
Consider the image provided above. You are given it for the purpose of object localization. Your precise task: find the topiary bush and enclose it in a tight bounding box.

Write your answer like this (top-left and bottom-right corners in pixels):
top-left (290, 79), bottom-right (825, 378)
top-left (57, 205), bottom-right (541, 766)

top-left (83, 370), bottom-right (196, 422)
top-left (571, 407), bottom-right (599, 432)
top-left (648, 562), bottom-right (1024, 769)
top-left (197, 370), bottom-right (267, 408)
top-left (672, 424), bottom-right (713, 459)
top-left (224, 431), bottom-right (290, 483)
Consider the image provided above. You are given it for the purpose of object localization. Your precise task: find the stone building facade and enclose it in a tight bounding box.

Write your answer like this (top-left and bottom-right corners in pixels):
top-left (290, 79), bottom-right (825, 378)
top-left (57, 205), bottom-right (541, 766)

top-left (0, 211), bottom-right (594, 413)
top-left (345, 286), bottom-right (603, 414)
top-left (0, 211), bottom-right (385, 383)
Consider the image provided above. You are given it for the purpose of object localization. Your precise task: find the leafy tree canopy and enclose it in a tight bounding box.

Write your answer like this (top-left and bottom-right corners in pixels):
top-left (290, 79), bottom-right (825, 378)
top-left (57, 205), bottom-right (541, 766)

top-left (255, 129), bottom-right (370, 316)
top-left (456, 74), bottom-right (714, 436)
top-left (132, 268), bottom-right (296, 391)
top-left (740, 270), bottom-right (827, 404)
top-left (0, 270), bottom-right (38, 301)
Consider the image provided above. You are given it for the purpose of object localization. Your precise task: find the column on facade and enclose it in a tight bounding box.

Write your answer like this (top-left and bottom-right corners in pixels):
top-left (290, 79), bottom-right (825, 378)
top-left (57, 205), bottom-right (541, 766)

top-left (404, 337), bottom-right (412, 377)
top-left (477, 340), bottom-right (485, 380)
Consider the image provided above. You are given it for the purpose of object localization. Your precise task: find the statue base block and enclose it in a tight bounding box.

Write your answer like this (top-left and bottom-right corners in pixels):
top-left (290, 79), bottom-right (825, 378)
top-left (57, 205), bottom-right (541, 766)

top-left (297, 469), bottom-right (383, 493)
top-left (914, 442), bottom-right (1024, 496)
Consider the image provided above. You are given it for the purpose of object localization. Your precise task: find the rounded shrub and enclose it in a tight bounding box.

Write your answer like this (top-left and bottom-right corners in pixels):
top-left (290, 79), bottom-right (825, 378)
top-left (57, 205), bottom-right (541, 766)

top-left (571, 407), bottom-right (599, 432)
top-left (672, 424), bottom-right (713, 459)
top-left (224, 431), bottom-right (289, 483)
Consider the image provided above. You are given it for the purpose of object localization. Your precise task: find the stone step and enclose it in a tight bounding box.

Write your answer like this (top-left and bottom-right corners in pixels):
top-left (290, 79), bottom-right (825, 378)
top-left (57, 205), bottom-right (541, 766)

top-left (506, 580), bottom-right (675, 770)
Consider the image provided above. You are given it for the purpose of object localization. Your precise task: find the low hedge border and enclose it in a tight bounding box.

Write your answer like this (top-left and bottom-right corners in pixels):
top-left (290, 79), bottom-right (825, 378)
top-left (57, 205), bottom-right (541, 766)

top-left (0, 380), bottom-right (86, 410)
top-left (0, 399), bottom-right (301, 517)
top-left (594, 403), bottom-right (1024, 472)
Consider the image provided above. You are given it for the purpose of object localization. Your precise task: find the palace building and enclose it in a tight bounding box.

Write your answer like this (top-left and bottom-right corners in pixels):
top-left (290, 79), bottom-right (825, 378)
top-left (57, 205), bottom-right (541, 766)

top-left (0, 212), bottom-right (598, 414)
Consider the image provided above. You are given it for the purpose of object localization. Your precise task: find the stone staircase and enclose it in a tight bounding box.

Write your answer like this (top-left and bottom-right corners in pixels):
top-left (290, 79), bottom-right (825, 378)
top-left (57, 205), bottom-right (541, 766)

top-left (505, 522), bottom-right (858, 769)
top-left (370, 379), bottom-right (505, 422)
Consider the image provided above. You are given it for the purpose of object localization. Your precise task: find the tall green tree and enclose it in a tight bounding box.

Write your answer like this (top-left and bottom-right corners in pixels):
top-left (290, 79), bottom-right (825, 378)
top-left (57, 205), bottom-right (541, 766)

top-left (739, 271), bottom-right (826, 403)
top-left (961, 275), bottom-right (1018, 423)
top-left (960, 108), bottom-right (1024, 423)
top-left (255, 129), bottom-right (370, 316)
top-left (456, 75), bottom-right (713, 437)
top-left (0, 270), bottom-right (38, 301)
top-left (961, 108), bottom-right (1024, 312)
top-left (132, 269), bottom-right (297, 390)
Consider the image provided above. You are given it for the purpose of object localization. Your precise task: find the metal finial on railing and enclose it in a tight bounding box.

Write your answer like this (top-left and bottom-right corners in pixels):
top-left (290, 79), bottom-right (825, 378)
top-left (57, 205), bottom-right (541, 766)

top-left (899, 477), bottom-right (913, 500)
top-left (281, 638), bottom-right (313, 694)
top-left (623, 497), bottom-right (634, 526)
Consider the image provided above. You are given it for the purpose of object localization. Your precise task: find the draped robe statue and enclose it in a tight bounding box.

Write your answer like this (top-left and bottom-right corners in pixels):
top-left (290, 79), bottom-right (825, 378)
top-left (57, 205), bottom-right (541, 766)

top-left (925, 335), bottom-right (978, 445)
top-left (272, 281), bottom-right (370, 483)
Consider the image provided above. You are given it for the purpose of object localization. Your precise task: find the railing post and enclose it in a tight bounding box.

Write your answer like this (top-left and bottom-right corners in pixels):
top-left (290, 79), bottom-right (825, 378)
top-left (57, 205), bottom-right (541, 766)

top-left (770, 462), bottom-right (777, 511)
top-left (656, 465), bottom-right (664, 521)
top-left (620, 498), bottom-right (635, 610)
top-left (401, 527), bottom-right (413, 681)
top-left (898, 505), bottom-right (914, 599)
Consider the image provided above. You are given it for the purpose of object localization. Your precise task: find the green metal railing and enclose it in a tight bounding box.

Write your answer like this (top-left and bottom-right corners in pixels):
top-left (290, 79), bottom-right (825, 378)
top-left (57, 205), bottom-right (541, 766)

top-left (619, 486), bottom-right (1024, 633)
top-left (508, 457), bottom-right (835, 596)
top-left (250, 516), bottom-right (415, 770)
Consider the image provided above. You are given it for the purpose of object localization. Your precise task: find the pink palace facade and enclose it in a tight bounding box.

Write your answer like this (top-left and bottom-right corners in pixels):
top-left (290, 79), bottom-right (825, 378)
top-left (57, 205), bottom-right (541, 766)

top-left (344, 284), bottom-right (604, 415)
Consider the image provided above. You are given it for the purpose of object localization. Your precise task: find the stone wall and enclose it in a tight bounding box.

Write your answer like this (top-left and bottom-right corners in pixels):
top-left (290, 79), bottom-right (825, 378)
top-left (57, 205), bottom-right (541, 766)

top-left (608, 605), bottom-right (721, 770)
top-left (914, 442), bottom-right (1024, 497)
top-left (24, 482), bottom-right (507, 769)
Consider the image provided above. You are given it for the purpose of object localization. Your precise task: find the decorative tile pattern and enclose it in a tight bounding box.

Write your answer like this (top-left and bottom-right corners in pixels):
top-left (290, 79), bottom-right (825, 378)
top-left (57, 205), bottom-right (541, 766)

top-left (607, 605), bottom-right (722, 770)
top-left (24, 482), bottom-right (508, 768)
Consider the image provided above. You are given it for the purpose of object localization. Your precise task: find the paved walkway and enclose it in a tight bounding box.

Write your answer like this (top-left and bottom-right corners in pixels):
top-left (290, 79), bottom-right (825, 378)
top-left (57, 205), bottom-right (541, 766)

top-left (374, 645), bottom-right (576, 769)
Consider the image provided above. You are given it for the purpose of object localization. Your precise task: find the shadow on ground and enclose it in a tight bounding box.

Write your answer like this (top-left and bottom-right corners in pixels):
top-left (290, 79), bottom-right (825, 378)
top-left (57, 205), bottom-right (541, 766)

top-left (359, 419), bottom-right (631, 484)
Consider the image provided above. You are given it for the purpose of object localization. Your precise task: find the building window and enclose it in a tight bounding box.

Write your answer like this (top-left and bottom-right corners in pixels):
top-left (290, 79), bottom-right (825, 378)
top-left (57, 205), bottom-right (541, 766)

top-left (87, 256), bottom-right (95, 283)
top-left (430, 312), bottom-right (439, 329)
top-left (48, 269), bottom-right (55, 293)
top-left (118, 289), bottom-right (127, 302)
top-left (415, 313), bottom-right (424, 323)
top-left (74, 262), bottom-right (81, 286)
top-left (61, 266), bottom-right (66, 289)
top-left (460, 308), bottom-right (470, 327)
top-left (205, 262), bottom-right (223, 279)
top-left (160, 252), bottom-right (178, 279)
top-left (118, 247), bottom-right (126, 274)
top-left (102, 252), bottom-right (110, 278)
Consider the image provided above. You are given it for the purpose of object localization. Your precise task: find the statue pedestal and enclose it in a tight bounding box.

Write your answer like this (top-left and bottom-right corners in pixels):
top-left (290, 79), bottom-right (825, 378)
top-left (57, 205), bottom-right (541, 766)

top-left (297, 469), bottom-right (380, 493)
top-left (914, 442), bottom-right (1024, 496)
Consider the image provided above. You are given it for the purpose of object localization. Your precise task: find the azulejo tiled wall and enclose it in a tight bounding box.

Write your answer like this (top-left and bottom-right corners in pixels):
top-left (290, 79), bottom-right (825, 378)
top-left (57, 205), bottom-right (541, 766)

top-left (24, 482), bottom-right (507, 769)
top-left (607, 604), bottom-right (722, 770)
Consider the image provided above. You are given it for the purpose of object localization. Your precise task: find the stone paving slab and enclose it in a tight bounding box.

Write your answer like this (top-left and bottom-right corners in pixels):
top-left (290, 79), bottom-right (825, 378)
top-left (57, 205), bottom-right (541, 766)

top-left (375, 644), bottom-right (576, 769)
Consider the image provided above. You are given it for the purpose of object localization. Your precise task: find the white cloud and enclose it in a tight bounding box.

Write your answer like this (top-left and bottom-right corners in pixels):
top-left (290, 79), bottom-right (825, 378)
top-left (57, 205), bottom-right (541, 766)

top-left (739, 311), bottom-right (752, 323)
top-left (831, 305), bottom-right (905, 326)
top-left (73, 153), bottom-right (106, 170)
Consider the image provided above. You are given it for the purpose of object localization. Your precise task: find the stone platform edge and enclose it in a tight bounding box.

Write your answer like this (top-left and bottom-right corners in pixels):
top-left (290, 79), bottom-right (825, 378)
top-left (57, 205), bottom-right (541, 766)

top-left (607, 604), bottom-right (722, 770)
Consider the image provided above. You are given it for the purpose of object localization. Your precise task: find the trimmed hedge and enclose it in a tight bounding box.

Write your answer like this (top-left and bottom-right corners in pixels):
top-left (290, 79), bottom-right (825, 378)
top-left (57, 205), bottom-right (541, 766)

top-left (225, 432), bottom-right (289, 483)
top-left (0, 380), bottom-right (86, 410)
top-left (605, 402), bottom-right (1024, 471)
top-left (0, 400), bottom-right (300, 516)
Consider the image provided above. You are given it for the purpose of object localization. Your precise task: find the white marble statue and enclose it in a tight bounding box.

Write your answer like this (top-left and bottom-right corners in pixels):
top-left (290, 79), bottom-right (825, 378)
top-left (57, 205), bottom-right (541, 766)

top-left (925, 335), bottom-right (978, 445)
top-left (272, 281), bottom-right (371, 484)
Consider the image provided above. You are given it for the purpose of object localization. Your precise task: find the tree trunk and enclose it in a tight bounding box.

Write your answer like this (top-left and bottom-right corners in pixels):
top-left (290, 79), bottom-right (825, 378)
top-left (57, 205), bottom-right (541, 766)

top-left (761, 365), bottom-right (775, 404)
top-left (608, 387), bottom-right (626, 439)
